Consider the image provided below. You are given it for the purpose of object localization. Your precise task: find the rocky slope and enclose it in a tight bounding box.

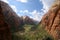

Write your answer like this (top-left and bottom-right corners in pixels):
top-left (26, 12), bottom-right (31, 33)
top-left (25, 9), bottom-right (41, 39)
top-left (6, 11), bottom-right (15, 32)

top-left (40, 0), bottom-right (60, 40)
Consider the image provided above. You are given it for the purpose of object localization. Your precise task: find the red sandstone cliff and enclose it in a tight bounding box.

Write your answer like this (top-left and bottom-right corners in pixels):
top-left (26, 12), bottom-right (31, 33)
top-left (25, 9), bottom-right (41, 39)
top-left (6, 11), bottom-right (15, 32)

top-left (40, 0), bottom-right (60, 40)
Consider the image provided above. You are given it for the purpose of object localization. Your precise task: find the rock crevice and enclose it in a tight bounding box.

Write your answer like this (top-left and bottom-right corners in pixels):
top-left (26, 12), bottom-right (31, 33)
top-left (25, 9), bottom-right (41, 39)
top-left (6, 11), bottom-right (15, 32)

top-left (40, 0), bottom-right (60, 40)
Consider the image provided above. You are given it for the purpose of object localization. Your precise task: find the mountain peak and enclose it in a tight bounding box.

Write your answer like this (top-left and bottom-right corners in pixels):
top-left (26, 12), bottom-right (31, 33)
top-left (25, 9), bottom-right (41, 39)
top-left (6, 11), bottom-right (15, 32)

top-left (22, 16), bottom-right (29, 20)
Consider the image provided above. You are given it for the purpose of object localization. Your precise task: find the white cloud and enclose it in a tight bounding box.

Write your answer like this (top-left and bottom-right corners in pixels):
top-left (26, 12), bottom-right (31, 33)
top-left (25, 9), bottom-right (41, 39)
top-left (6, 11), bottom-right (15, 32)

top-left (10, 5), bottom-right (18, 13)
top-left (40, 0), bottom-right (55, 14)
top-left (20, 10), bottom-right (29, 13)
top-left (40, 0), bottom-right (55, 8)
top-left (19, 10), bottom-right (42, 21)
top-left (1, 0), bottom-right (9, 3)
top-left (19, 0), bottom-right (55, 21)
top-left (30, 10), bottom-right (42, 21)
top-left (16, 0), bottom-right (28, 3)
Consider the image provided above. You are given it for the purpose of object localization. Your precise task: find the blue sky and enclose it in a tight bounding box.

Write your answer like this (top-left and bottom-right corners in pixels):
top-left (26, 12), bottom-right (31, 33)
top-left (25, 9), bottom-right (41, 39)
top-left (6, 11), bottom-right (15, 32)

top-left (1, 0), bottom-right (55, 21)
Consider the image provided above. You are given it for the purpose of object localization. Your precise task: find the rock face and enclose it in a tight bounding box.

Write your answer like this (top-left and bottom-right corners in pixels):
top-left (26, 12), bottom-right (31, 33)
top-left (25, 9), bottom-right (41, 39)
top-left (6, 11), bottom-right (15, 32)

top-left (0, 1), bottom-right (25, 40)
top-left (40, 1), bottom-right (60, 40)
top-left (0, 1), bottom-right (23, 32)
top-left (0, 1), bottom-right (12, 40)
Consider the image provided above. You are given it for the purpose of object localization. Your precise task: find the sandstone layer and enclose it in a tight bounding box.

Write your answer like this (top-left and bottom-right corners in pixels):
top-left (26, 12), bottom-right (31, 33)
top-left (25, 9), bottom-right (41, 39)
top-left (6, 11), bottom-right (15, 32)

top-left (40, 0), bottom-right (60, 40)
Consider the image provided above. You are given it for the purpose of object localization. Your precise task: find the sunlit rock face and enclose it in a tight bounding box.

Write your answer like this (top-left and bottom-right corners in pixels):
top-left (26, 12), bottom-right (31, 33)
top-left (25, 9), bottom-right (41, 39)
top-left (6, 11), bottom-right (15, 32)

top-left (40, 0), bottom-right (60, 40)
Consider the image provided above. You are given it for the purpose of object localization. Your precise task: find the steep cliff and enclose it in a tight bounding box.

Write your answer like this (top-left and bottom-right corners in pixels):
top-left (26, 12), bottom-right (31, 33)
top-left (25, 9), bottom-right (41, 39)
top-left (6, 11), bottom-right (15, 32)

top-left (0, 1), bottom-right (12, 40)
top-left (40, 0), bottom-right (60, 40)
top-left (0, 1), bottom-right (24, 32)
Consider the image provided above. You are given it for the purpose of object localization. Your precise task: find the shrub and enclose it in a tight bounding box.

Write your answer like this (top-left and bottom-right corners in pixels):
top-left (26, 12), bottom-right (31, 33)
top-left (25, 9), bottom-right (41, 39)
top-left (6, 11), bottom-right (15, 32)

top-left (12, 24), bottom-right (54, 40)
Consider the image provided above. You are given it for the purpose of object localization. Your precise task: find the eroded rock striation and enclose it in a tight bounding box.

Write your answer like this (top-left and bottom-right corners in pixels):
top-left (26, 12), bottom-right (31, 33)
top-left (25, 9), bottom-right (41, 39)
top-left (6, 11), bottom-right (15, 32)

top-left (40, 0), bottom-right (60, 40)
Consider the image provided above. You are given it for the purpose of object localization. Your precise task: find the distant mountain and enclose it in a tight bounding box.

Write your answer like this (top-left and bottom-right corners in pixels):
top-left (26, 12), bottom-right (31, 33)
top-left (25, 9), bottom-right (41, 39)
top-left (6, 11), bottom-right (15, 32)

top-left (40, 0), bottom-right (60, 40)
top-left (21, 16), bottom-right (37, 25)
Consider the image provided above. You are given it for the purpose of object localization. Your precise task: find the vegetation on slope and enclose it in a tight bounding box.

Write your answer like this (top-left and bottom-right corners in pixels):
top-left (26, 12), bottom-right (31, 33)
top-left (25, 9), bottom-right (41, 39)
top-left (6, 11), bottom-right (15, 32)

top-left (12, 24), bottom-right (54, 40)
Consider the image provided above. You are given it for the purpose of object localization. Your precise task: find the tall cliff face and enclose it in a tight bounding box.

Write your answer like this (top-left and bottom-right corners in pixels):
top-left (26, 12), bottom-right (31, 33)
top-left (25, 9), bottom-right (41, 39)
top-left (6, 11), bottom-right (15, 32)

top-left (40, 0), bottom-right (60, 40)
top-left (0, 1), bottom-right (12, 40)
top-left (0, 1), bottom-right (23, 32)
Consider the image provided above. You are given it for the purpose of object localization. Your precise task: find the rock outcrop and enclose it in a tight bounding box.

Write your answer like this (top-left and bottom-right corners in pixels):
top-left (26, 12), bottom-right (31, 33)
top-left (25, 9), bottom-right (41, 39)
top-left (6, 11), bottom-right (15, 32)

top-left (40, 0), bottom-right (60, 40)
